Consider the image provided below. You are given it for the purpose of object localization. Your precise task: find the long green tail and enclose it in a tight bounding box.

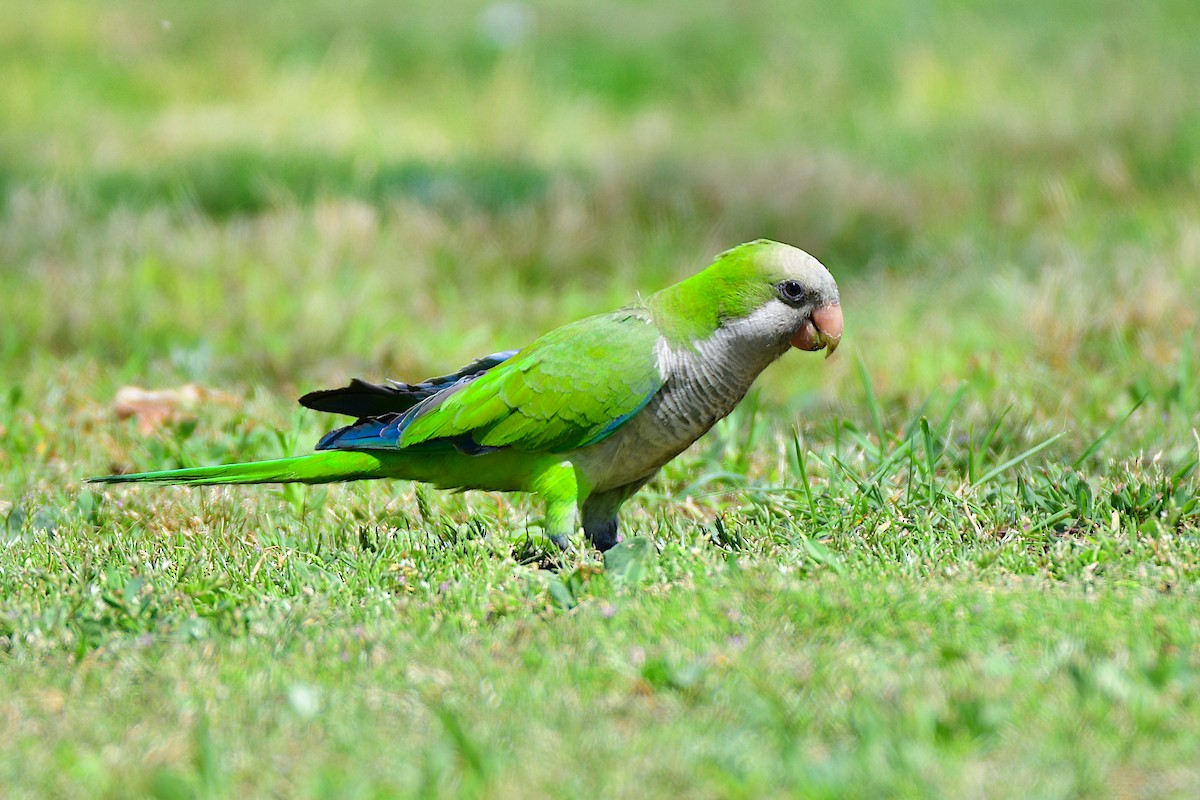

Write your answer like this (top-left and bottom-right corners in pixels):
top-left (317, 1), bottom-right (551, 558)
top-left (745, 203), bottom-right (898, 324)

top-left (88, 451), bottom-right (387, 486)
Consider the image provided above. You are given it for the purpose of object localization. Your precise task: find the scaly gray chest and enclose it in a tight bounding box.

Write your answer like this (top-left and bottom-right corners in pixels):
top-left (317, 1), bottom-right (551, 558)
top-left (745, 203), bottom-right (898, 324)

top-left (574, 320), bottom-right (791, 493)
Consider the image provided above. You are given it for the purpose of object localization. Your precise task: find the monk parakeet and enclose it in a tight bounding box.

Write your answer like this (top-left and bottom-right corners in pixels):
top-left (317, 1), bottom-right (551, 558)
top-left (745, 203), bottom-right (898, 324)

top-left (91, 239), bottom-right (843, 551)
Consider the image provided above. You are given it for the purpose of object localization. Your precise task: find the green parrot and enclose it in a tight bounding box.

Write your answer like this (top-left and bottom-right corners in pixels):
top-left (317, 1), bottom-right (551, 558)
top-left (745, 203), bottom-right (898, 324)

top-left (90, 239), bottom-right (843, 551)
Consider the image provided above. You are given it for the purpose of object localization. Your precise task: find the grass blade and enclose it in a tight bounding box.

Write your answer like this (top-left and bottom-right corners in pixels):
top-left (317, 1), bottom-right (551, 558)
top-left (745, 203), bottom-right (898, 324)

top-left (1072, 393), bottom-right (1147, 469)
top-left (856, 354), bottom-right (885, 464)
top-left (974, 433), bottom-right (1066, 487)
top-left (921, 416), bottom-right (937, 505)
top-left (791, 427), bottom-right (818, 527)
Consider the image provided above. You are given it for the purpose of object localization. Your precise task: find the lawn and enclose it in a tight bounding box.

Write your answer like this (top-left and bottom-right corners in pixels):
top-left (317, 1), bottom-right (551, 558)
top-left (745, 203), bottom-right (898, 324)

top-left (2, 1), bottom-right (1199, 797)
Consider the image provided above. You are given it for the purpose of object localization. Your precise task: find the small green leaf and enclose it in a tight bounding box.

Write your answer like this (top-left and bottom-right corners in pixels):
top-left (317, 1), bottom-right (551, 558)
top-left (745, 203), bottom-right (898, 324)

top-left (603, 536), bottom-right (654, 585)
top-left (546, 576), bottom-right (577, 609)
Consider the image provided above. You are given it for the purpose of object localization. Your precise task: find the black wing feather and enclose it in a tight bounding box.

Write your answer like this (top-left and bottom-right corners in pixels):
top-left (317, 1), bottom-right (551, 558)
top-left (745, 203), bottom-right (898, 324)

top-left (298, 378), bottom-right (418, 417)
top-left (298, 350), bottom-right (519, 418)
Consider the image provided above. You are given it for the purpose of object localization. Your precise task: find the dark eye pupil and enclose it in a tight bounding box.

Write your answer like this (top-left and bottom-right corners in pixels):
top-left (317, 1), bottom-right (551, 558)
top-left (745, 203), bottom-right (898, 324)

top-left (780, 281), bottom-right (804, 301)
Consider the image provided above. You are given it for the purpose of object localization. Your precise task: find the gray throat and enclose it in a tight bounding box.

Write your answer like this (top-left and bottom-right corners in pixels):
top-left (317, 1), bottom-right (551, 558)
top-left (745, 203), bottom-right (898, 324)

top-left (576, 306), bottom-right (793, 494)
top-left (650, 312), bottom-right (792, 445)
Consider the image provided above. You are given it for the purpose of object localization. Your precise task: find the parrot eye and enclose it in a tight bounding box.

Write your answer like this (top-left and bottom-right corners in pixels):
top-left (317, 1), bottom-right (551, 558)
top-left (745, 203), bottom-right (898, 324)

top-left (776, 280), bottom-right (809, 305)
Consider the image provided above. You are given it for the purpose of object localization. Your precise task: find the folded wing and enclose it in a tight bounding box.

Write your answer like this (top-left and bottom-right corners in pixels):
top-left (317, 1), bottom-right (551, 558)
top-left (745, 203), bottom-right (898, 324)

top-left (312, 311), bottom-right (663, 455)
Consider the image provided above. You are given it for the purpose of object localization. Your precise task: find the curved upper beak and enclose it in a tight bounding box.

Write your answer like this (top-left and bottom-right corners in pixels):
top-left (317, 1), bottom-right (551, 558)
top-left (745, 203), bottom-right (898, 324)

top-left (812, 303), bottom-right (843, 358)
top-left (790, 303), bottom-right (844, 358)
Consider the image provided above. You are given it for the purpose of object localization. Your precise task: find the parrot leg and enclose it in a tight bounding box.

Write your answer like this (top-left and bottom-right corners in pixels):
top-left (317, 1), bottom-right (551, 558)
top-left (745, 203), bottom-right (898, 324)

top-left (534, 461), bottom-right (590, 550)
top-left (581, 475), bottom-right (654, 552)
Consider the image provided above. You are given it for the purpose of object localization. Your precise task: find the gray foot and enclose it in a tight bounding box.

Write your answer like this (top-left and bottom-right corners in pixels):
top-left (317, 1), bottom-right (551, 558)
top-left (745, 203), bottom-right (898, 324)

top-left (584, 517), bottom-right (620, 552)
top-left (581, 476), bottom-right (654, 553)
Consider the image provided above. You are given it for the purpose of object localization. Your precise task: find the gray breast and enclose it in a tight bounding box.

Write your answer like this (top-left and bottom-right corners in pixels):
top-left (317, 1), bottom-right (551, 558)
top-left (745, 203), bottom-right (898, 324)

top-left (576, 307), bottom-right (794, 493)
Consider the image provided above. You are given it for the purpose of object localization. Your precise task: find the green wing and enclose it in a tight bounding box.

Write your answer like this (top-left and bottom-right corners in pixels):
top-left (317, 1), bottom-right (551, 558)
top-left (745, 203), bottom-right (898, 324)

top-left (399, 310), bottom-right (664, 453)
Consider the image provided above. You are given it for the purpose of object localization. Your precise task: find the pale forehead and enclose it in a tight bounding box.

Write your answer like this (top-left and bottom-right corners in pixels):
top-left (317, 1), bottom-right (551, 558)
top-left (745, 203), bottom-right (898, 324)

top-left (762, 242), bottom-right (833, 284)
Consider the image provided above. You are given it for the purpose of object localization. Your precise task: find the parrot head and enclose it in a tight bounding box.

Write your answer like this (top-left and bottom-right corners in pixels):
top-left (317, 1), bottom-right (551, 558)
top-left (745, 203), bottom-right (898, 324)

top-left (662, 239), bottom-right (841, 357)
top-left (742, 239), bottom-right (843, 358)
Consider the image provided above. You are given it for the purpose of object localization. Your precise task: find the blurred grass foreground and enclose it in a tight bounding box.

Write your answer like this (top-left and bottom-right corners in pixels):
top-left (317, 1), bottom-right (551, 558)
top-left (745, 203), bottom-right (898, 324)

top-left (2, 1), bottom-right (1200, 798)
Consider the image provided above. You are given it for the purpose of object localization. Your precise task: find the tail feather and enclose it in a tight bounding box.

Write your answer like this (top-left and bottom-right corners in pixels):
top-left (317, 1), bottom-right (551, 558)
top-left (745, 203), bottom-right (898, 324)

top-left (88, 451), bottom-right (385, 486)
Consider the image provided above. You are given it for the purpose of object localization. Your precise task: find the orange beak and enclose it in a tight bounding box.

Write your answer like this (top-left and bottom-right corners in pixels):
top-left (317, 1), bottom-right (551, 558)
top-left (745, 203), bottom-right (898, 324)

top-left (790, 303), bottom-right (843, 358)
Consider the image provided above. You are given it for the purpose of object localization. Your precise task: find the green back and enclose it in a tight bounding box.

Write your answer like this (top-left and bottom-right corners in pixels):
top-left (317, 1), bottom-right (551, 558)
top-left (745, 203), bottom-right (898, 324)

top-left (400, 310), bottom-right (664, 453)
top-left (647, 240), bottom-right (779, 347)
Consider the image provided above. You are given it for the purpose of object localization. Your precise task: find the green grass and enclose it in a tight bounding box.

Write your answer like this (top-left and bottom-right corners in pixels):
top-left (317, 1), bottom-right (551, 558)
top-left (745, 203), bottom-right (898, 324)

top-left (3, 0), bottom-right (1200, 797)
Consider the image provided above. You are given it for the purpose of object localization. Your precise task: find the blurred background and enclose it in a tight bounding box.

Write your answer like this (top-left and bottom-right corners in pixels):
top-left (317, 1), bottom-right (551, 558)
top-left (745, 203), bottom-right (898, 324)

top-left (2, 0), bottom-right (1198, 441)
top-left (3, 5), bottom-right (1200, 794)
